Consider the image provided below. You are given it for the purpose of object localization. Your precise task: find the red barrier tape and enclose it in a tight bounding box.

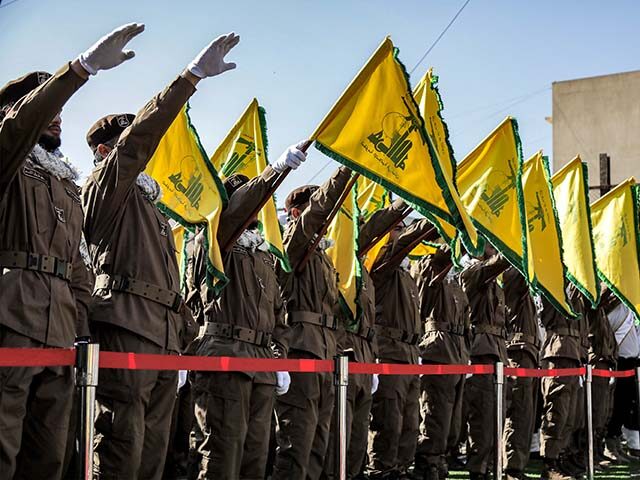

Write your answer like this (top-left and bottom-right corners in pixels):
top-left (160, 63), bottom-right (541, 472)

top-left (0, 347), bottom-right (75, 367)
top-left (0, 348), bottom-right (636, 379)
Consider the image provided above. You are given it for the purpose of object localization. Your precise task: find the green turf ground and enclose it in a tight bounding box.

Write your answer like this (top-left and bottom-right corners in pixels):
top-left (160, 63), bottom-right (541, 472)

top-left (446, 458), bottom-right (640, 478)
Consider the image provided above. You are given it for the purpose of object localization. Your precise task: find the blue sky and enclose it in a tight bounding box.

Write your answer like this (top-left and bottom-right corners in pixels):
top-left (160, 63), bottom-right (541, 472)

top-left (2, 0), bottom-right (639, 206)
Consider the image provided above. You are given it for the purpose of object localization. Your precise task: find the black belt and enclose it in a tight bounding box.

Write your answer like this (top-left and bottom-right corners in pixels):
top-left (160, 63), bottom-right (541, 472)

top-left (425, 320), bottom-right (465, 336)
top-left (354, 324), bottom-right (376, 342)
top-left (374, 325), bottom-right (420, 345)
top-left (200, 322), bottom-right (272, 347)
top-left (507, 332), bottom-right (541, 349)
top-left (551, 327), bottom-right (580, 338)
top-left (0, 250), bottom-right (72, 281)
top-left (473, 324), bottom-right (507, 339)
top-left (288, 311), bottom-right (339, 330)
top-left (94, 274), bottom-right (183, 313)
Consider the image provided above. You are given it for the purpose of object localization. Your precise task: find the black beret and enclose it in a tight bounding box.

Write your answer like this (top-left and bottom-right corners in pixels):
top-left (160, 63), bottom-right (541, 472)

top-left (223, 173), bottom-right (250, 198)
top-left (86, 114), bottom-right (135, 151)
top-left (285, 185), bottom-right (319, 211)
top-left (0, 71), bottom-right (52, 109)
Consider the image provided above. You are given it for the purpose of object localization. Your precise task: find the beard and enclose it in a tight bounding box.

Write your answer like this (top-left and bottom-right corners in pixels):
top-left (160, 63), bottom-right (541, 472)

top-left (38, 132), bottom-right (61, 152)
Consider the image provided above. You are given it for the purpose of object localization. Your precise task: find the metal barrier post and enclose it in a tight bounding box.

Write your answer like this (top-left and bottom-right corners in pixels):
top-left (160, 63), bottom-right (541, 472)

top-left (75, 341), bottom-right (100, 480)
top-left (334, 355), bottom-right (349, 480)
top-left (585, 365), bottom-right (594, 480)
top-left (494, 361), bottom-right (504, 480)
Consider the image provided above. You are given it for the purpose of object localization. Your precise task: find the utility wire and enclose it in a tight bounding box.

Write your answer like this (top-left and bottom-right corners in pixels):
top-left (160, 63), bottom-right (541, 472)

top-left (410, 0), bottom-right (472, 75)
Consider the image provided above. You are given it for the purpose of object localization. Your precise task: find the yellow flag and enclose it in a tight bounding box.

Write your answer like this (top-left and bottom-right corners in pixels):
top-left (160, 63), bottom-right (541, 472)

top-left (551, 157), bottom-right (600, 306)
top-left (413, 68), bottom-right (478, 254)
top-left (591, 179), bottom-right (640, 319)
top-left (358, 177), bottom-right (392, 272)
top-left (457, 117), bottom-right (527, 276)
top-left (522, 152), bottom-right (574, 316)
top-left (145, 104), bottom-right (227, 292)
top-left (172, 224), bottom-right (188, 292)
top-left (326, 181), bottom-right (360, 325)
top-left (310, 37), bottom-right (480, 256)
top-left (209, 99), bottom-right (290, 271)
top-left (408, 241), bottom-right (439, 260)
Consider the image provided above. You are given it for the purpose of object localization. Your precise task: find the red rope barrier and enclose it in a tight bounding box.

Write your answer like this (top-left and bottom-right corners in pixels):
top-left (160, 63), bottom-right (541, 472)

top-left (0, 348), bottom-right (635, 379)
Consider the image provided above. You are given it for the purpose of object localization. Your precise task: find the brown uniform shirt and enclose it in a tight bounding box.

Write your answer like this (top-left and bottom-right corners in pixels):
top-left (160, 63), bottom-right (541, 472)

top-left (370, 218), bottom-right (430, 364)
top-left (503, 266), bottom-right (540, 362)
top-left (194, 167), bottom-right (288, 384)
top-left (540, 285), bottom-right (589, 362)
top-left (461, 254), bottom-right (510, 363)
top-left (412, 247), bottom-right (469, 365)
top-left (587, 304), bottom-right (618, 366)
top-left (82, 75), bottom-right (196, 352)
top-left (278, 166), bottom-right (352, 360)
top-left (0, 63), bottom-right (91, 347)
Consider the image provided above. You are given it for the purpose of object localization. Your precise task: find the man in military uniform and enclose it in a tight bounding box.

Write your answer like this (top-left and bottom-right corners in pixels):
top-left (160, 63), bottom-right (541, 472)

top-left (585, 289), bottom-right (618, 470)
top-left (0, 23), bottom-right (142, 479)
top-left (366, 209), bottom-right (432, 479)
top-left (82, 32), bottom-right (240, 479)
top-left (460, 247), bottom-right (510, 480)
top-left (190, 143), bottom-right (306, 479)
top-left (502, 266), bottom-right (541, 480)
top-left (538, 284), bottom-right (588, 480)
top-left (271, 166), bottom-right (353, 480)
top-left (412, 245), bottom-right (469, 480)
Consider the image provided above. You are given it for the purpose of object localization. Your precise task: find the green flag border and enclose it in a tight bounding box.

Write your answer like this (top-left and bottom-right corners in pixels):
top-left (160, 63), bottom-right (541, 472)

top-left (428, 70), bottom-right (458, 185)
top-left (156, 102), bottom-right (229, 295)
top-left (595, 184), bottom-right (640, 321)
top-left (524, 155), bottom-right (577, 318)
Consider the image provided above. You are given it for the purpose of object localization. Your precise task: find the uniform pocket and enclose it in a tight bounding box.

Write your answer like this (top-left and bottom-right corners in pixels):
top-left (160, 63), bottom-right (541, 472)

top-left (33, 184), bottom-right (53, 234)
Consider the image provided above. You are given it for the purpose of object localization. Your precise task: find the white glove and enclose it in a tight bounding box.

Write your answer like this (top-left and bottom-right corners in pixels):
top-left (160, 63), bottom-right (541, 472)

top-left (78, 23), bottom-right (145, 75)
top-left (272, 142), bottom-right (307, 173)
top-left (371, 374), bottom-right (379, 394)
top-left (177, 369), bottom-right (188, 392)
top-left (187, 32), bottom-right (240, 79)
top-left (275, 371), bottom-right (291, 396)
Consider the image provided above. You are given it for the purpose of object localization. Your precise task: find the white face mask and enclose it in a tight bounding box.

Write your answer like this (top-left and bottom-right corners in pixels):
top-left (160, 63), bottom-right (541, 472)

top-left (237, 229), bottom-right (269, 252)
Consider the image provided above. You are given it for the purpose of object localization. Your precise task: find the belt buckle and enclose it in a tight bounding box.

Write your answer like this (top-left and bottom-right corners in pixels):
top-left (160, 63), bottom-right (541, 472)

top-left (171, 293), bottom-right (184, 313)
top-left (53, 259), bottom-right (68, 280)
top-left (117, 276), bottom-right (130, 291)
top-left (26, 252), bottom-right (41, 270)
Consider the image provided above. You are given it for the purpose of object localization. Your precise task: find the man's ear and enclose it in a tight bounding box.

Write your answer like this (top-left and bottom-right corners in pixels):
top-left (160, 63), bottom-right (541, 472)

top-left (97, 143), bottom-right (112, 158)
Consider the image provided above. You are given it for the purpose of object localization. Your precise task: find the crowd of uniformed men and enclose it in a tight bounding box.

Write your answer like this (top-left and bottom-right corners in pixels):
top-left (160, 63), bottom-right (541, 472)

top-left (0, 23), bottom-right (638, 480)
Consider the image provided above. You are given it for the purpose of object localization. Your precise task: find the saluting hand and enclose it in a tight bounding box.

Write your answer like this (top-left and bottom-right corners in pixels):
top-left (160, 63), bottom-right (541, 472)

top-left (78, 23), bottom-right (145, 76)
top-left (187, 32), bottom-right (240, 79)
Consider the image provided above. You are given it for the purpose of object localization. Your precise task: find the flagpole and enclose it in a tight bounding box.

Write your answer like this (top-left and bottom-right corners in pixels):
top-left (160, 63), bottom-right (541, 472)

top-left (371, 224), bottom-right (439, 275)
top-left (295, 173), bottom-right (360, 273)
top-left (358, 206), bottom-right (413, 258)
top-left (221, 141), bottom-right (312, 252)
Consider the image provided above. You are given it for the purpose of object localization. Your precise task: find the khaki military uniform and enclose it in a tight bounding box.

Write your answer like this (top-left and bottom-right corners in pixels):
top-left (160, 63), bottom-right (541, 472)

top-left (539, 286), bottom-right (588, 461)
top-left (367, 216), bottom-right (430, 478)
top-left (82, 75), bottom-right (196, 479)
top-left (0, 64), bottom-right (92, 479)
top-left (191, 167), bottom-right (289, 480)
top-left (501, 267), bottom-right (540, 474)
top-left (411, 246), bottom-right (469, 479)
top-left (271, 167), bottom-right (352, 480)
top-left (460, 254), bottom-right (510, 476)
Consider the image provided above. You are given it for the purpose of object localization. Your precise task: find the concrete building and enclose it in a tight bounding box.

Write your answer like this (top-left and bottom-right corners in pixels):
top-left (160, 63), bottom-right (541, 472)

top-left (552, 70), bottom-right (640, 198)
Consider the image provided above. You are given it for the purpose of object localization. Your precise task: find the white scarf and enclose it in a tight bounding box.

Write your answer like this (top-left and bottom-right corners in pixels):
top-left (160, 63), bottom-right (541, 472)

top-left (237, 229), bottom-right (269, 252)
top-left (29, 144), bottom-right (79, 181)
top-left (136, 172), bottom-right (162, 203)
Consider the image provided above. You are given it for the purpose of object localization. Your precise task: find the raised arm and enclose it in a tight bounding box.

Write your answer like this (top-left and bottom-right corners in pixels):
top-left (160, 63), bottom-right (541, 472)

top-left (359, 198), bottom-right (409, 252)
top-left (373, 218), bottom-right (433, 273)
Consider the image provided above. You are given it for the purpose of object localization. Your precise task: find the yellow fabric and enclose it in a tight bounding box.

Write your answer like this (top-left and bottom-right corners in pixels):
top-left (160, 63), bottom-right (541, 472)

top-left (591, 178), bottom-right (640, 319)
top-left (172, 224), bottom-right (187, 292)
top-left (209, 98), bottom-right (290, 270)
top-left (413, 68), bottom-right (479, 254)
top-left (326, 182), bottom-right (360, 321)
top-left (457, 117), bottom-right (526, 274)
top-left (310, 37), bottom-right (479, 255)
top-left (551, 156), bottom-right (600, 306)
top-left (145, 105), bottom-right (227, 291)
top-left (522, 152), bottom-right (574, 316)
top-left (408, 241), bottom-right (439, 260)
